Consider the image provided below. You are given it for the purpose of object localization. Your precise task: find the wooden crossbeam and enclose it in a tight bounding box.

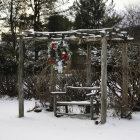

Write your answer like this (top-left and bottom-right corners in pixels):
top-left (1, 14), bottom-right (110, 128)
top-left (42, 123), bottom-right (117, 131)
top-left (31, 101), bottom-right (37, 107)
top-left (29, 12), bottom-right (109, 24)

top-left (17, 28), bottom-right (133, 43)
top-left (67, 86), bottom-right (100, 90)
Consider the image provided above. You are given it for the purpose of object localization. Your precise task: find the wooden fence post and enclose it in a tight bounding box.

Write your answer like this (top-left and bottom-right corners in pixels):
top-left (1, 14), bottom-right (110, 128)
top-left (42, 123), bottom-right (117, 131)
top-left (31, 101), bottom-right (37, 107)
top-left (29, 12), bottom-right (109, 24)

top-left (121, 43), bottom-right (128, 117)
top-left (86, 44), bottom-right (91, 86)
top-left (86, 44), bottom-right (92, 114)
top-left (53, 94), bottom-right (57, 116)
top-left (49, 64), bottom-right (54, 110)
top-left (18, 35), bottom-right (24, 117)
top-left (101, 35), bottom-right (107, 124)
top-left (139, 45), bottom-right (140, 101)
top-left (90, 96), bottom-right (94, 120)
top-left (50, 64), bottom-right (54, 92)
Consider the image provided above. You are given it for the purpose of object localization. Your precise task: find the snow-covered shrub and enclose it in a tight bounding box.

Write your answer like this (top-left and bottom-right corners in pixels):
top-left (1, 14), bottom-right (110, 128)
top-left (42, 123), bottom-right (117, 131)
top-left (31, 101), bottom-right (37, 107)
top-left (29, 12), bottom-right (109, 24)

top-left (107, 44), bottom-right (140, 118)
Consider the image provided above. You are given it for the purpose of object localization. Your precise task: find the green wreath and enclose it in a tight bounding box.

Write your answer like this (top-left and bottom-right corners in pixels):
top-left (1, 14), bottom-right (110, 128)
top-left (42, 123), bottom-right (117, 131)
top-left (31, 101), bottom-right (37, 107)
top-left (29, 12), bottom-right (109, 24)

top-left (48, 41), bottom-right (70, 65)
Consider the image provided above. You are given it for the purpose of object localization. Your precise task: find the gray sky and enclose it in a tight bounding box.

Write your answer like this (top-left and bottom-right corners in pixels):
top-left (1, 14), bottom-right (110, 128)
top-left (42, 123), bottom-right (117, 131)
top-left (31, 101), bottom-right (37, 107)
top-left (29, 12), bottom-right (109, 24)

top-left (113, 0), bottom-right (140, 10)
top-left (57, 0), bottom-right (140, 21)
top-left (62, 0), bottom-right (140, 11)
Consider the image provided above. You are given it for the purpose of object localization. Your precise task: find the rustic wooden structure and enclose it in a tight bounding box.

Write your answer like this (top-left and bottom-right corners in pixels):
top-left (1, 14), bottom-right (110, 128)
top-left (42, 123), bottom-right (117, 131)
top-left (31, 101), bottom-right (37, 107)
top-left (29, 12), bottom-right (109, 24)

top-left (50, 86), bottom-right (100, 120)
top-left (17, 28), bottom-right (133, 123)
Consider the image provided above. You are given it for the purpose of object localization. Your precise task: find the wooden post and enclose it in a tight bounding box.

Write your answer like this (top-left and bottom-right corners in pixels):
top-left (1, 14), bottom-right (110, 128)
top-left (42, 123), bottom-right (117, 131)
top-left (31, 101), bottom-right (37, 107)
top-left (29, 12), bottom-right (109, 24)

top-left (53, 95), bottom-right (57, 116)
top-left (18, 35), bottom-right (24, 118)
top-left (101, 35), bottom-right (107, 124)
top-left (64, 84), bottom-right (68, 113)
top-left (86, 44), bottom-right (92, 114)
top-left (50, 64), bottom-right (54, 92)
top-left (138, 45), bottom-right (140, 101)
top-left (121, 43), bottom-right (128, 117)
top-left (90, 96), bottom-right (94, 120)
top-left (86, 44), bottom-right (91, 86)
top-left (49, 64), bottom-right (54, 110)
top-left (65, 105), bottom-right (68, 113)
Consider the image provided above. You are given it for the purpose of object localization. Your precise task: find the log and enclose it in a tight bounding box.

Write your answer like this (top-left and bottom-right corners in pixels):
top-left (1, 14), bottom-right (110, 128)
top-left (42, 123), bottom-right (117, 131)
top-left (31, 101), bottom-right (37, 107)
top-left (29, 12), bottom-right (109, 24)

top-left (53, 95), bottom-right (57, 116)
top-left (121, 43), bottom-right (128, 117)
top-left (101, 35), bottom-right (107, 124)
top-left (57, 101), bottom-right (91, 106)
top-left (18, 35), bottom-right (24, 118)
top-left (22, 28), bottom-right (113, 36)
top-left (90, 96), bottom-right (94, 120)
top-left (50, 92), bottom-right (66, 95)
top-left (50, 64), bottom-right (55, 110)
top-left (50, 65), bottom-right (54, 92)
top-left (86, 44), bottom-right (91, 86)
top-left (67, 86), bottom-right (100, 90)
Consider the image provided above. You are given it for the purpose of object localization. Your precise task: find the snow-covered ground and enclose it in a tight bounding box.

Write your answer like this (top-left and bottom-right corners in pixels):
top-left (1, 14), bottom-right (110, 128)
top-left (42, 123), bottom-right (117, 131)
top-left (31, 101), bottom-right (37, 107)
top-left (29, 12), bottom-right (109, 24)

top-left (0, 97), bottom-right (140, 140)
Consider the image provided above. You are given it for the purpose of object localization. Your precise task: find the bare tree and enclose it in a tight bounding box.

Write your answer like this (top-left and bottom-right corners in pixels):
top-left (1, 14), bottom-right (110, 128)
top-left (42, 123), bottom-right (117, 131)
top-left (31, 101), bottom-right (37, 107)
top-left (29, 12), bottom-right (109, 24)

top-left (125, 4), bottom-right (140, 27)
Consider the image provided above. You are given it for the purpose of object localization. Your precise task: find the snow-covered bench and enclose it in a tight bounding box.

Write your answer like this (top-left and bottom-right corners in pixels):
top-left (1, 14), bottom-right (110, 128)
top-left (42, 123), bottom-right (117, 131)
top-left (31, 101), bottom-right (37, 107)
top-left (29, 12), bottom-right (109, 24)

top-left (50, 86), bottom-right (100, 120)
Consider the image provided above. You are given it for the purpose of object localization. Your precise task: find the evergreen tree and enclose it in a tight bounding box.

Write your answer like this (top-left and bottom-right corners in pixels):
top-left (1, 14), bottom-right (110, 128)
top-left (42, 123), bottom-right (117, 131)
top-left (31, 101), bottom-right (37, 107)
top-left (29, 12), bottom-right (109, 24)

top-left (73, 0), bottom-right (122, 29)
top-left (74, 0), bottom-right (106, 29)
top-left (47, 15), bottom-right (72, 31)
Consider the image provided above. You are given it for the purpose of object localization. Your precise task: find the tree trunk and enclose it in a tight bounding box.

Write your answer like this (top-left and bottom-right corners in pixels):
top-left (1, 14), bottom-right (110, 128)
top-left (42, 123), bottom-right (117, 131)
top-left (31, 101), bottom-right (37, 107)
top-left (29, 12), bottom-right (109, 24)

top-left (10, 0), bottom-right (16, 51)
top-left (34, 0), bottom-right (40, 61)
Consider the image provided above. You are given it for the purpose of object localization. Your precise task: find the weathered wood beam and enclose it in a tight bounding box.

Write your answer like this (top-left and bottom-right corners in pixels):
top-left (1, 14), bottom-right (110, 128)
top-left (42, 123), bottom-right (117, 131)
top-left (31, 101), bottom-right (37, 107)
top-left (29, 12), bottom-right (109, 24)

top-left (139, 45), bottom-right (140, 102)
top-left (50, 65), bottom-right (54, 92)
top-left (83, 37), bottom-right (101, 43)
top-left (19, 36), bottom-right (133, 45)
top-left (90, 96), bottom-right (94, 120)
top-left (121, 43), bottom-right (128, 117)
top-left (77, 28), bottom-right (113, 34)
top-left (101, 35), bottom-right (107, 124)
top-left (50, 64), bottom-right (55, 110)
top-left (23, 28), bottom-right (113, 36)
top-left (57, 101), bottom-right (91, 106)
top-left (17, 28), bottom-right (134, 45)
top-left (86, 43), bottom-right (91, 86)
top-left (67, 86), bottom-right (100, 90)
top-left (18, 35), bottom-right (24, 118)
top-left (53, 95), bottom-right (57, 116)
top-left (20, 36), bottom-right (102, 43)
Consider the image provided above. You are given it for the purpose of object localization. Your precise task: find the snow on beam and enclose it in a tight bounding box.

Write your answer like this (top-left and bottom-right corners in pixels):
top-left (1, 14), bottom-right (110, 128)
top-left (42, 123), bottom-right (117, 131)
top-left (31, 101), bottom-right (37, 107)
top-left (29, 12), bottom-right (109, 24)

top-left (17, 28), bottom-right (134, 44)
top-left (18, 37), bottom-right (133, 44)
top-left (67, 86), bottom-right (100, 90)
top-left (50, 92), bottom-right (66, 95)
top-left (22, 28), bottom-right (113, 36)
top-left (77, 28), bottom-right (113, 33)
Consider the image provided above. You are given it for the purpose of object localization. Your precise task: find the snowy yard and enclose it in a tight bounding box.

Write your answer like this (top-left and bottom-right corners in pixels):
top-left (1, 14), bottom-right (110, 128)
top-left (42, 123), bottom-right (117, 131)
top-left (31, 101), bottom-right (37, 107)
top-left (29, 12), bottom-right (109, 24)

top-left (0, 97), bottom-right (140, 140)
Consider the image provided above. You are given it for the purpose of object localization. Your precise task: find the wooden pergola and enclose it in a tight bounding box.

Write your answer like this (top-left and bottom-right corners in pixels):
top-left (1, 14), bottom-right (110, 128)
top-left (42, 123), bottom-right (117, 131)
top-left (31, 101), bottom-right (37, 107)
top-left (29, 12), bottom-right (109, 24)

top-left (17, 28), bottom-right (133, 124)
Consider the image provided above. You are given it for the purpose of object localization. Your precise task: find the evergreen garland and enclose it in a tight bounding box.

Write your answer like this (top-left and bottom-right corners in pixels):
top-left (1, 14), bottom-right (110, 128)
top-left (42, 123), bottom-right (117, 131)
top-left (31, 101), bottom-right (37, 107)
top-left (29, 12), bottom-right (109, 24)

top-left (48, 41), bottom-right (70, 65)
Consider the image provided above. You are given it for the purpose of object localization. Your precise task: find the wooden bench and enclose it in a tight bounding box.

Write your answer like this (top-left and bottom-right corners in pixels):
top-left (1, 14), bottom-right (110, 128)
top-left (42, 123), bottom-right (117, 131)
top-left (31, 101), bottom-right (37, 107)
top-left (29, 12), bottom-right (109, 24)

top-left (50, 86), bottom-right (100, 120)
